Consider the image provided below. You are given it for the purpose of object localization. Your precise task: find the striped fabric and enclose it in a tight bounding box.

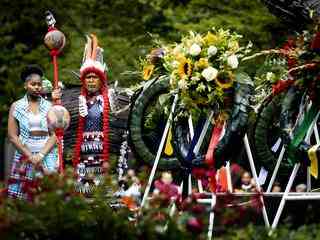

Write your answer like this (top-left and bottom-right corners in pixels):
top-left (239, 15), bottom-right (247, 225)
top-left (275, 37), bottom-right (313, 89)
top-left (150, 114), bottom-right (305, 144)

top-left (7, 95), bottom-right (58, 200)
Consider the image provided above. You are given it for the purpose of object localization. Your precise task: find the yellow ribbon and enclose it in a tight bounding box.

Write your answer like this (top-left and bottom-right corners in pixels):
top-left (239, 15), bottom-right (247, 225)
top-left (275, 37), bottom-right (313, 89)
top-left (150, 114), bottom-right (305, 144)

top-left (307, 144), bottom-right (320, 179)
top-left (164, 127), bottom-right (174, 156)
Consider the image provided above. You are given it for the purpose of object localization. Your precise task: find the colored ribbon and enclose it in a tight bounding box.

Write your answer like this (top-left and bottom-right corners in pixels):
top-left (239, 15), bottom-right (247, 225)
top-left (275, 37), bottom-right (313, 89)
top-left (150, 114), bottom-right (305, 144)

top-left (205, 123), bottom-right (224, 167)
top-left (205, 122), bottom-right (224, 192)
top-left (185, 116), bottom-right (207, 164)
top-left (307, 144), bottom-right (320, 179)
top-left (164, 127), bottom-right (174, 156)
top-left (287, 104), bottom-right (318, 165)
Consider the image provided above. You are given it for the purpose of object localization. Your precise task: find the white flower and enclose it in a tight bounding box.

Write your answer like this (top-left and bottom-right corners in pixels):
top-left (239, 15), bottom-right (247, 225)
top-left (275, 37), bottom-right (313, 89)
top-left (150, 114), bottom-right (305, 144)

top-left (227, 54), bottom-right (239, 69)
top-left (172, 60), bottom-right (179, 68)
top-left (201, 67), bottom-right (218, 81)
top-left (191, 76), bottom-right (200, 82)
top-left (207, 46), bottom-right (218, 57)
top-left (173, 45), bottom-right (183, 55)
top-left (178, 79), bottom-right (188, 90)
top-left (266, 72), bottom-right (274, 81)
top-left (189, 43), bottom-right (201, 56)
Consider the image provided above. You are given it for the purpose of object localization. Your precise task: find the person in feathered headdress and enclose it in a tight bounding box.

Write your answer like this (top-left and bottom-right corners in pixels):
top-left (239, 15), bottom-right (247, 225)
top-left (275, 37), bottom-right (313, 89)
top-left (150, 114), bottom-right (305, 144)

top-left (73, 34), bottom-right (110, 194)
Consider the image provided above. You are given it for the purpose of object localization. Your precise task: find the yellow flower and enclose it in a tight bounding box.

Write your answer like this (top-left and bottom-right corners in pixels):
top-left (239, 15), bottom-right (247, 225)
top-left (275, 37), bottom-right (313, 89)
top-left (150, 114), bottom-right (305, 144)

top-left (175, 53), bottom-right (186, 62)
top-left (142, 64), bottom-right (155, 80)
top-left (195, 58), bottom-right (209, 69)
top-left (203, 32), bottom-right (220, 45)
top-left (178, 58), bottom-right (193, 79)
top-left (228, 41), bottom-right (239, 52)
top-left (215, 71), bottom-right (234, 89)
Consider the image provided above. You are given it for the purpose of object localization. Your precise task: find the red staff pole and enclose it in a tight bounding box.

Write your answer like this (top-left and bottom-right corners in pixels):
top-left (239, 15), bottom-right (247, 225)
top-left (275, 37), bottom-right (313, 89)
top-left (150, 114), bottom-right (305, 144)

top-left (44, 11), bottom-right (66, 173)
top-left (51, 50), bottom-right (64, 173)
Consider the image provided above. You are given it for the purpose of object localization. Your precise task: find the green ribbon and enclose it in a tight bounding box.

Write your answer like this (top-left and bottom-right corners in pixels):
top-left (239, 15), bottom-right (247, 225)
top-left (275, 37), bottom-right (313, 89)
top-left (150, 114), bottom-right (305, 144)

top-left (287, 104), bottom-right (318, 165)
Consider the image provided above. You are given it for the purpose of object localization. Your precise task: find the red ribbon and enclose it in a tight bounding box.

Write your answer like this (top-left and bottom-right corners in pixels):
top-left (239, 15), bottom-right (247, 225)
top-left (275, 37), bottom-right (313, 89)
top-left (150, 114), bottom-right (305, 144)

top-left (272, 79), bottom-right (294, 96)
top-left (205, 123), bottom-right (224, 167)
top-left (204, 123), bottom-right (224, 192)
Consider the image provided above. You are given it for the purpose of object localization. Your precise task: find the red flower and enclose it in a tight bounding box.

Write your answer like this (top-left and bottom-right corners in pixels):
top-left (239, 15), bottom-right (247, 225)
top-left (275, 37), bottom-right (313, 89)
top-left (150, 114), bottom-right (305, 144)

top-left (272, 79), bottom-right (294, 95)
top-left (191, 204), bottom-right (206, 215)
top-left (186, 217), bottom-right (204, 234)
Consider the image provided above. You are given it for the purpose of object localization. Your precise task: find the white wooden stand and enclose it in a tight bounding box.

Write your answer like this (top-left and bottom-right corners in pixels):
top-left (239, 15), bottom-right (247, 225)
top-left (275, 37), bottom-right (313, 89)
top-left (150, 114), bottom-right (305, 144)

top-left (139, 98), bottom-right (320, 239)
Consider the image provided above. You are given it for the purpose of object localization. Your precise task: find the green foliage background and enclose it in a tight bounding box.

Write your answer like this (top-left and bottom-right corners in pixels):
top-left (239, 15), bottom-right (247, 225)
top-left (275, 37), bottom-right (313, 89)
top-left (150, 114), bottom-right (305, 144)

top-left (0, 0), bottom-right (287, 165)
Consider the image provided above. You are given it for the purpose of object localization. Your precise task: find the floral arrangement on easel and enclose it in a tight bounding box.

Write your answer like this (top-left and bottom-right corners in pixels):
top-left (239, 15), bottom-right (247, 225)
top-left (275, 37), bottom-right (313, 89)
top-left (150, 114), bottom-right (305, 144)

top-left (142, 28), bottom-right (252, 116)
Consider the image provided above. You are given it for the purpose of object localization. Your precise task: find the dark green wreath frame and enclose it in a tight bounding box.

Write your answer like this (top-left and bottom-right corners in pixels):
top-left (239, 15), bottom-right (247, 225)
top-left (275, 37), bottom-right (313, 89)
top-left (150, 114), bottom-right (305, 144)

top-left (253, 92), bottom-right (292, 177)
top-left (128, 76), bottom-right (180, 170)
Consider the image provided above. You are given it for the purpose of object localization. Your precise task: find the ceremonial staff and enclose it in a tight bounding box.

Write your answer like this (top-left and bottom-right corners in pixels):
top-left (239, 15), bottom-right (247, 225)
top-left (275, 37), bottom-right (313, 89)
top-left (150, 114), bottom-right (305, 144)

top-left (44, 11), bottom-right (70, 173)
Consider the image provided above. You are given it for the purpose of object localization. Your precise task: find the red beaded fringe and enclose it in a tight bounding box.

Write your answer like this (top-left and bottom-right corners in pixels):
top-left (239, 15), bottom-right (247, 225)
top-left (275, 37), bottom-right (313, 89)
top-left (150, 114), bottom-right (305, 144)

top-left (72, 68), bottom-right (109, 168)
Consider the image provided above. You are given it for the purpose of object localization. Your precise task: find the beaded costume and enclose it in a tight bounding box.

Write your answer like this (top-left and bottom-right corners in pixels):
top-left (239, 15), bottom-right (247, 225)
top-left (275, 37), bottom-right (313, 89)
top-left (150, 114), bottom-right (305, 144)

top-left (73, 34), bottom-right (110, 194)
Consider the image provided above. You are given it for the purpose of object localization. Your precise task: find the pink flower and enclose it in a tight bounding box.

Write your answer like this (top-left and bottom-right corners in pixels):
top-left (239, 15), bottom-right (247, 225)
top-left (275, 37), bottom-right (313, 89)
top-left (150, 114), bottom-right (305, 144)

top-left (186, 217), bottom-right (204, 233)
top-left (154, 180), bottom-right (179, 199)
top-left (191, 204), bottom-right (206, 215)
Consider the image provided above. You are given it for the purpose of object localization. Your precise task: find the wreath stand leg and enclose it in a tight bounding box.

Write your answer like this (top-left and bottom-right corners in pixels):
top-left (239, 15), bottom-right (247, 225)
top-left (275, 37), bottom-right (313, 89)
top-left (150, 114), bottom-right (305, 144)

top-left (270, 163), bottom-right (300, 233)
top-left (207, 193), bottom-right (216, 240)
top-left (243, 134), bottom-right (270, 228)
top-left (140, 94), bottom-right (179, 210)
top-left (266, 146), bottom-right (286, 192)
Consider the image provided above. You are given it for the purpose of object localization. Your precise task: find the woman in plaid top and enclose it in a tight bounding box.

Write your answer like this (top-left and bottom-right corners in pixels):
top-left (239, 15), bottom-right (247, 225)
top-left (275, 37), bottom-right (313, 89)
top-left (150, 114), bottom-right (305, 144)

top-left (7, 65), bottom-right (58, 200)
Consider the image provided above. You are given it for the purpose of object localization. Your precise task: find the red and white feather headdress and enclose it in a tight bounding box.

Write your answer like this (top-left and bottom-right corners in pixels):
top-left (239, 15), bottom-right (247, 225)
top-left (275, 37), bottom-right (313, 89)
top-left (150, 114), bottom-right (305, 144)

top-left (80, 34), bottom-right (107, 82)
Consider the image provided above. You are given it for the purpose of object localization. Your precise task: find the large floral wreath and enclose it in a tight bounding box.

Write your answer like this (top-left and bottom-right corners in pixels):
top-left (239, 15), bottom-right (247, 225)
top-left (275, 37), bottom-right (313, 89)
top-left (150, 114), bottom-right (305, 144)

top-left (142, 28), bottom-right (252, 115)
